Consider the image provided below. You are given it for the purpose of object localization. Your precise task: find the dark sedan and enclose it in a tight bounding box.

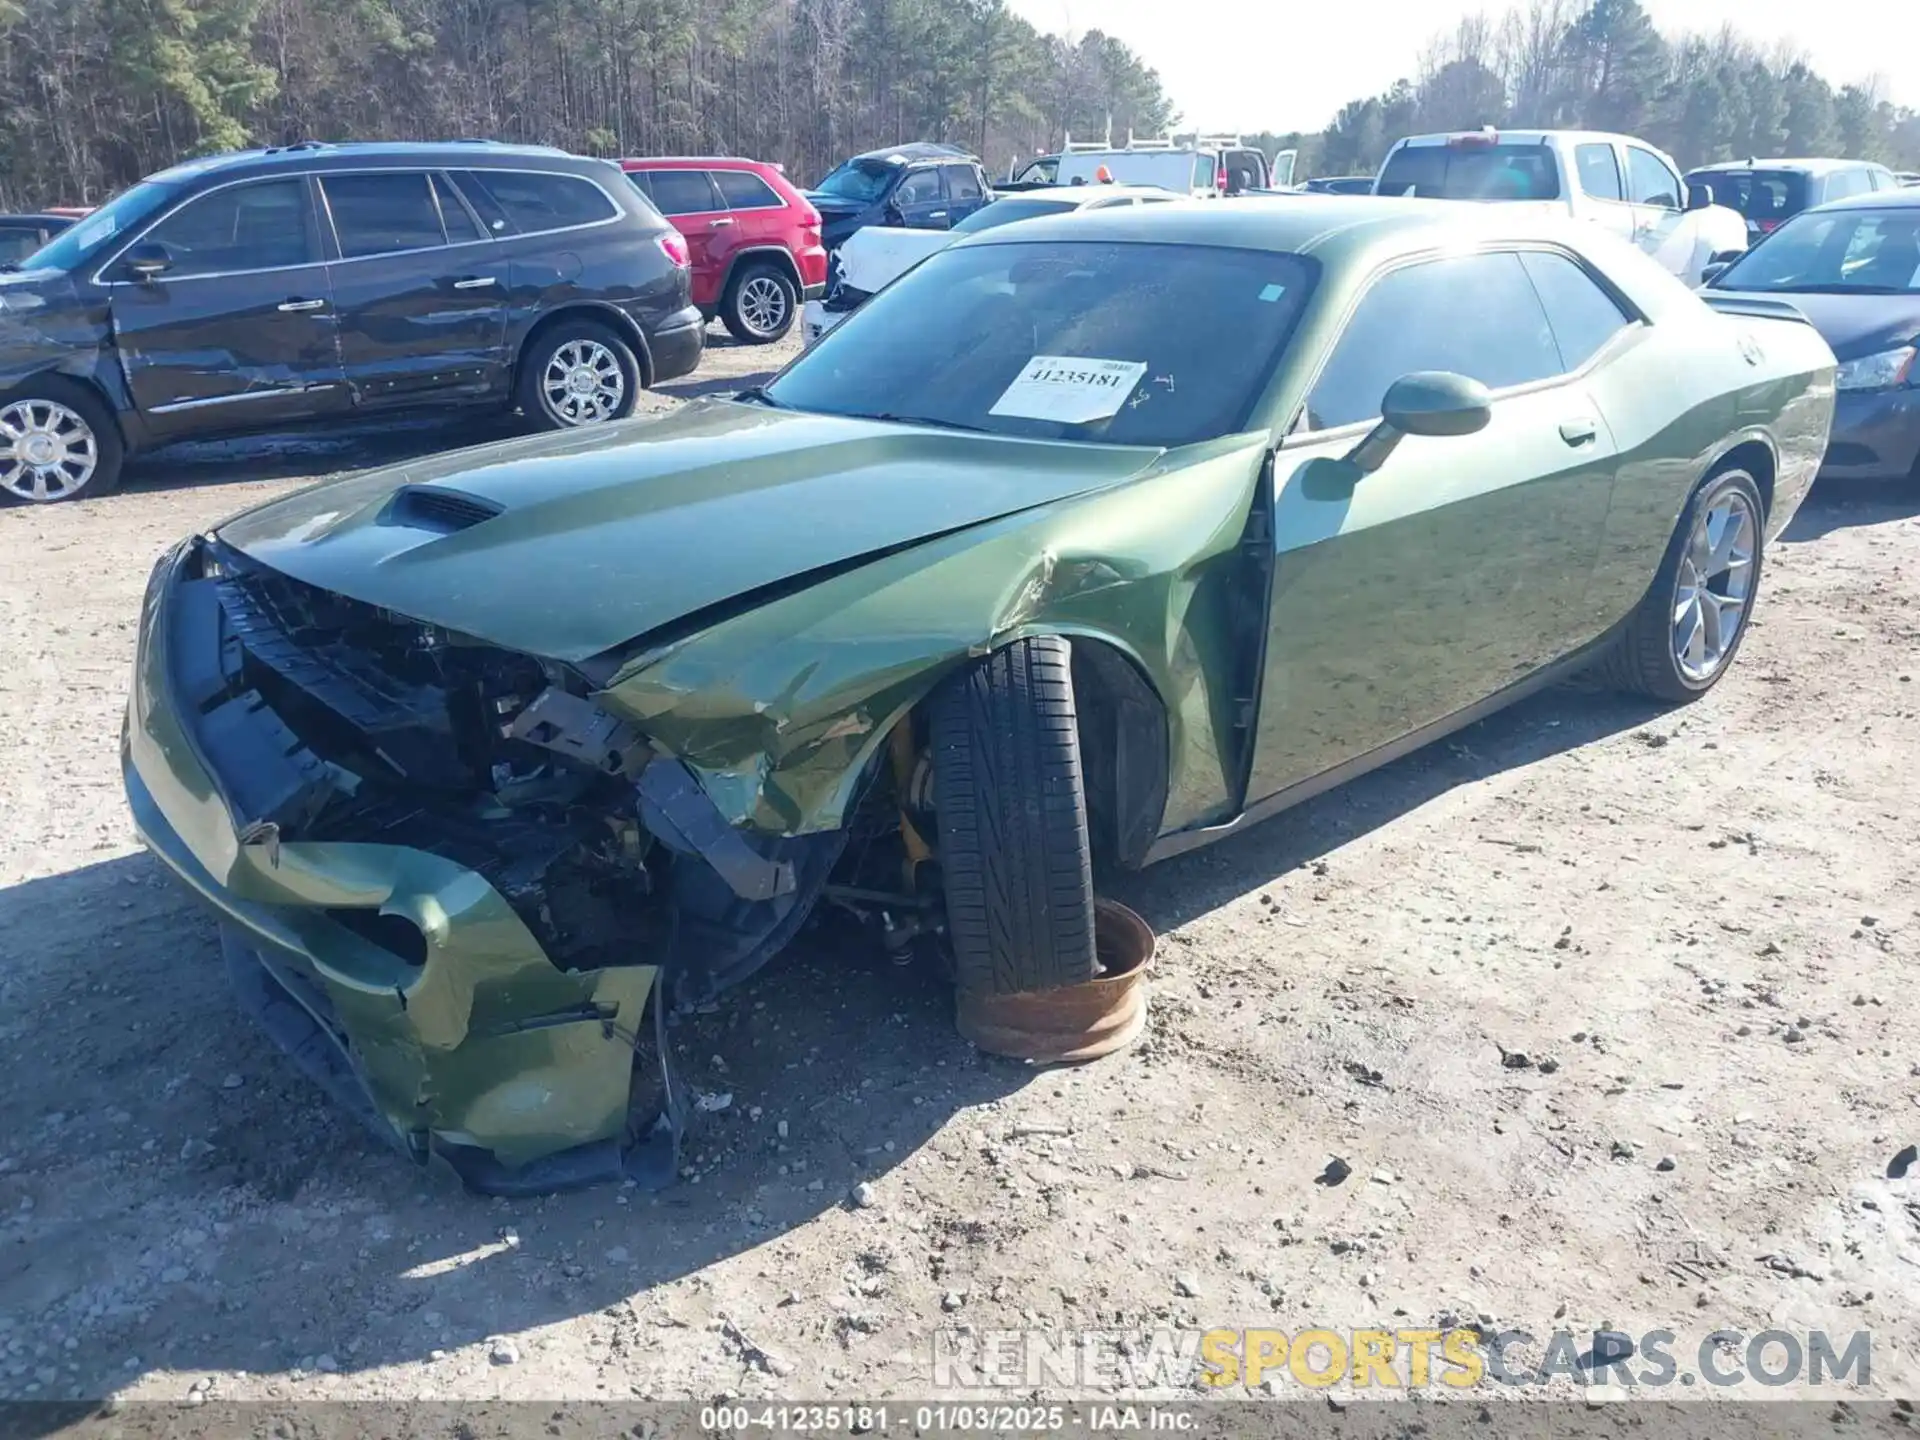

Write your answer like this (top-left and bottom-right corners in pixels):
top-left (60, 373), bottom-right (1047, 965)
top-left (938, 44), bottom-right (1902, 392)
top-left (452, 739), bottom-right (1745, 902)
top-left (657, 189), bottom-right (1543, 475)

top-left (0, 142), bottom-right (703, 504)
top-left (1707, 189), bottom-right (1920, 483)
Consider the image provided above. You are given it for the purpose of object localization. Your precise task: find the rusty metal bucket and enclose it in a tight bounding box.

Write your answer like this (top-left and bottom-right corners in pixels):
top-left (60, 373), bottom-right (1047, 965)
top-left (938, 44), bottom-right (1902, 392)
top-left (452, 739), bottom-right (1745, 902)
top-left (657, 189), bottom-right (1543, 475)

top-left (955, 899), bottom-right (1155, 1063)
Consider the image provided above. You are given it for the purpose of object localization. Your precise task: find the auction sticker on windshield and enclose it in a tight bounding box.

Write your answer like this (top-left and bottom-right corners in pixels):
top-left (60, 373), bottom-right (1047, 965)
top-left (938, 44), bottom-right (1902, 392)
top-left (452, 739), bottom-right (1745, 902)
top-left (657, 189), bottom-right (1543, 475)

top-left (990, 356), bottom-right (1148, 424)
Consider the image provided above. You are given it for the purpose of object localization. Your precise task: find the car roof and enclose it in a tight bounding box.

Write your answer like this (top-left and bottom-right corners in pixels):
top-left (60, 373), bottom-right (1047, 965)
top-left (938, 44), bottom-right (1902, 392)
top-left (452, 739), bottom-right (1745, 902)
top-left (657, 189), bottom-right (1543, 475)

top-left (141, 140), bottom-right (592, 185)
top-left (1392, 128), bottom-right (1642, 148)
top-left (993, 184), bottom-right (1181, 204)
top-left (1801, 188), bottom-right (1920, 214)
top-left (621, 155), bottom-right (777, 169)
top-left (947, 193), bottom-right (1657, 275)
top-left (846, 142), bottom-right (976, 165)
top-left (1687, 157), bottom-right (1883, 176)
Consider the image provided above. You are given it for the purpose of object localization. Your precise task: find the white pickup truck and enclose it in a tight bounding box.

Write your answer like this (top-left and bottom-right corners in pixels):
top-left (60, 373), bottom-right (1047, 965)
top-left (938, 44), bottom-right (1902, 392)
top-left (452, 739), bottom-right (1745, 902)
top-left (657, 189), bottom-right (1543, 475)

top-left (1372, 128), bottom-right (1748, 285)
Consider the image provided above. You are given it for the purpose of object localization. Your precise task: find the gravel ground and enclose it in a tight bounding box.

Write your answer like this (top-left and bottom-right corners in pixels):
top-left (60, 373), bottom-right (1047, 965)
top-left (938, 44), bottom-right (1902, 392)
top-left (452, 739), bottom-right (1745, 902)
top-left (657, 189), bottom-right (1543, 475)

top-left (1, 329), bottom-right (1917, 1407)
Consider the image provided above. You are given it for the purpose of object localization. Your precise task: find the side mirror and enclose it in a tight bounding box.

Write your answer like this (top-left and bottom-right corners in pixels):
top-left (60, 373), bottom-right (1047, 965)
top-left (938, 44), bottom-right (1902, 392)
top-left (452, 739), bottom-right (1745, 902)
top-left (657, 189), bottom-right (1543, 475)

top-left (1345, 371), bottom-right (1492, 474)
top-left (124, 243), bottom-right (172, 281)
top-left (883, 199), bottom-right (905, 225)
top-left (1686, 181), bottom-right (1715, 212)
top-left (1699, 261), bottom-right (1729, 287)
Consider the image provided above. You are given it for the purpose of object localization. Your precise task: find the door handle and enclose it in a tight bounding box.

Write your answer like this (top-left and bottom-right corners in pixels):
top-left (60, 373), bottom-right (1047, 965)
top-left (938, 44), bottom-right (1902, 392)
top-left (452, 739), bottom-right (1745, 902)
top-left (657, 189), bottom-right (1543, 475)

top-left (452, 276), bottom-right (498, 290)
top-left (277, 298), bottom-right (327, 313)
top-left (709, 217), bottom-right (735, 228)
top-left (1559, 417), bottom-right (1599, 446)
top-left (930, 211), bottom-right (947, 219)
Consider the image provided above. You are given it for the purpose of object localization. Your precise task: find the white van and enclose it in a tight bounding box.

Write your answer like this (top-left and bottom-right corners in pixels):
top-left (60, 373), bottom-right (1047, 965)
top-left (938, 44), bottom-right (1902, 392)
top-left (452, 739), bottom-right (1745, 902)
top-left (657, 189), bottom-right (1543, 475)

top-left (1054, 134), bottom-right (1278, 198)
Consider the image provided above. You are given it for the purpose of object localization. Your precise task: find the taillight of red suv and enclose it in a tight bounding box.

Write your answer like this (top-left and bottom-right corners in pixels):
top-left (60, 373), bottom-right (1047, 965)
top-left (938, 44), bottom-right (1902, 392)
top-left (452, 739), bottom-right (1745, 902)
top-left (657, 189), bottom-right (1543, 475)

top-left (656, 232), bottom-right (690, 268)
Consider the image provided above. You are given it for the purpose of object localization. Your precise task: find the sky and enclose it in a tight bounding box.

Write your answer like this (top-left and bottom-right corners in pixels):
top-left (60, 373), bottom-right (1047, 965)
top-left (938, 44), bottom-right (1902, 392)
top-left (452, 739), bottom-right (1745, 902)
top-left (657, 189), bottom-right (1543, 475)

top-left (1005, 0), bottom-right (1915, 136)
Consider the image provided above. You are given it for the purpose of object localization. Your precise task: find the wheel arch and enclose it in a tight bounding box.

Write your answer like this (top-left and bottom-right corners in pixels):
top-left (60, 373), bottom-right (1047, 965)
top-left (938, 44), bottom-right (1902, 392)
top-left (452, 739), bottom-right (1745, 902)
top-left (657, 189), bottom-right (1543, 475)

top-left (719, 246), bottom-right (802, 297)
top-left (514, 303), bottom-right (654, 390)
top-left (1704, 434), bottom-right (1777, 518)
top-left (0, 363), bottom-right (138, 452)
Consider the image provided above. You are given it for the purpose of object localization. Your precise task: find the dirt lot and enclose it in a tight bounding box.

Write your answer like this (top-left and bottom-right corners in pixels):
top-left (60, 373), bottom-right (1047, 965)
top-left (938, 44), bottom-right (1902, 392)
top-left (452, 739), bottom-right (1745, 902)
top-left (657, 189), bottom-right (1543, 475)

top-left (2, 329), bottom-right (1917, 1407)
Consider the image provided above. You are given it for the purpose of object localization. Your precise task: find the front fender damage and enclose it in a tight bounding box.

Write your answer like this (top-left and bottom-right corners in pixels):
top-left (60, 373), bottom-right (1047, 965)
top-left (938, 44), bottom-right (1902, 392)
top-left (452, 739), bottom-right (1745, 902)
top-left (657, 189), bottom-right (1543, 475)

top-left (597, 433), bottom-right (1275, 841)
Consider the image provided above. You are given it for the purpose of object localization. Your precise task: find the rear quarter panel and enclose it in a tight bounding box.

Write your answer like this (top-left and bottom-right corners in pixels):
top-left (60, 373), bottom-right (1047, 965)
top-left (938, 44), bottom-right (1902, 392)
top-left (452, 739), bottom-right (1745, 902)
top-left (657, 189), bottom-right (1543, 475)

top-left (1583, 289), bottom-right (1833, 629)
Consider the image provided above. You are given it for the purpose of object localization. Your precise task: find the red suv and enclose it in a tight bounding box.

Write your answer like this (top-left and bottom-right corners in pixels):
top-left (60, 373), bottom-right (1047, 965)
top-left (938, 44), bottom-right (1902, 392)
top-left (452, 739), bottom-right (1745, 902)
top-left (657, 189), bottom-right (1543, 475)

top-left (621, 157), bottom-right (827, 344)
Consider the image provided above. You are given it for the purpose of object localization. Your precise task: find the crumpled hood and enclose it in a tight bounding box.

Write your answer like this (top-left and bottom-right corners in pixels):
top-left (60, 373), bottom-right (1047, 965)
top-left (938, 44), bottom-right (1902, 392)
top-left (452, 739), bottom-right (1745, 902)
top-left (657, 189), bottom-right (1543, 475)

top-left (835, 225), bottom-right (953, 292)
top-left (217, 398), bottom-right (1164, 664)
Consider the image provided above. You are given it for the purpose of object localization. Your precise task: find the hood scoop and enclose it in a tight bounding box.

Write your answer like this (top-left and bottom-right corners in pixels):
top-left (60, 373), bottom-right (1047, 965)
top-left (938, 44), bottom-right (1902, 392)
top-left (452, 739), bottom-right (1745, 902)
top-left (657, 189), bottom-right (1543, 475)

top-left (383, 484), bottom-right (503, 534)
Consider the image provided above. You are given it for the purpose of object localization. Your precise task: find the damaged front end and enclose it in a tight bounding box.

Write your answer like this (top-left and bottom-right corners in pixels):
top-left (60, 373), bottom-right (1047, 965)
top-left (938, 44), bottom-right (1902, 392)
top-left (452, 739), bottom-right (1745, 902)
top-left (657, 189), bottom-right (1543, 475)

top-left (123, 535), bottom-right (847, 1194)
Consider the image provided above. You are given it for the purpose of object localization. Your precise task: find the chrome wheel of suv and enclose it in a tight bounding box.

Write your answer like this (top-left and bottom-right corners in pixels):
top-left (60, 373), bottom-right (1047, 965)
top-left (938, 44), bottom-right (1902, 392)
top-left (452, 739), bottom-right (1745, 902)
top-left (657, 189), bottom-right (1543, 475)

top-left (541, 339), bottom-right (627, 425)
top-left (722, 262), bottom-right (799, 344)
top-left (0, 398), bottom-right (100, 502)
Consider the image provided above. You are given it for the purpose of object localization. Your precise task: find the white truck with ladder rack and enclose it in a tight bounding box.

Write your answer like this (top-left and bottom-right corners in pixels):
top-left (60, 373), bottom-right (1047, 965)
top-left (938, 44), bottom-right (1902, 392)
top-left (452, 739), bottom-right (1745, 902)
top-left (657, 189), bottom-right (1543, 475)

top-left (1371, 126), bottom-right (1748, 285)
top-left (1006, 128), bottom-right (1291, 198)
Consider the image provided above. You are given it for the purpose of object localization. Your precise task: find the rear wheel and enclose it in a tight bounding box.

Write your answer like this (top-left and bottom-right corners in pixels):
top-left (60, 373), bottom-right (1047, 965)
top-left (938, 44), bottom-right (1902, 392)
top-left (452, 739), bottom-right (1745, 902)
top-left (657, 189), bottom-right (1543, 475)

top-left (1598, 465), bottom-right (1764, 703)
top-left (0, 380), bottom-right (123, 504)
top-left (518, 320), bottom-right (641, 430)
top-left (721, 262), bottom-right (797, 344)
top-left (930, 636), bottom-right (1099, 998)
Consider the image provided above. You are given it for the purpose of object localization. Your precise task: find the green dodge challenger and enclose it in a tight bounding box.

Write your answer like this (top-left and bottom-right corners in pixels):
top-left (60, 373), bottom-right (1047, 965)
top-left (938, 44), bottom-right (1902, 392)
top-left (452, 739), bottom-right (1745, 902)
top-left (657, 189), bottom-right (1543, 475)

top-left (124, 199), bottom-right (1835, 1192)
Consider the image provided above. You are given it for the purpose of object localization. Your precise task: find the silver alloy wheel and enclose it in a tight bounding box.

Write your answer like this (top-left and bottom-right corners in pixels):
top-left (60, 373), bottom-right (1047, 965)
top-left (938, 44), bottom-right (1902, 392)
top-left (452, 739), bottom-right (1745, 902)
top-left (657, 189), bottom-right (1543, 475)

top-left (0, 398), bottom-right (99, 502)
top-left (738, 274), bottom-right (789, 336)
top-left (540, 339), bottom-right (627, 426)
top-left (1671, 484), bottom-right (1758, 683)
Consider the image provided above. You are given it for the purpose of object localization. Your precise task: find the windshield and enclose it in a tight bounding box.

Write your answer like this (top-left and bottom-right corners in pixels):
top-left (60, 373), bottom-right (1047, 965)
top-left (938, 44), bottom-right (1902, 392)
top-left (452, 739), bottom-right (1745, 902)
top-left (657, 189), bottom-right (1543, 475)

top-left (765, 240), bottom-right (1316, 447)
top-left (16, 181), bottom-right (177, 272)
top-left (952, 198), bottom-right (1081, 234)
top-left (813, 159), bottom-right (898, 204)
top-left (1713, 207), bottom-right (1920, 294)
top-left (1376, 143), bottom-right (1561, 201)
top-left (1690, 169), bottom-right (1807, 225)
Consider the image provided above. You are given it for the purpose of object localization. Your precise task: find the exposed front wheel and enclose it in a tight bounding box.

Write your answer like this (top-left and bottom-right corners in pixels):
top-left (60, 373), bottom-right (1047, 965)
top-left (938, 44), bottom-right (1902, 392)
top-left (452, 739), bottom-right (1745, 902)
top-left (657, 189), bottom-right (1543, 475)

top-left (721, 263), bottom-right (798, 344)
top-left (1598, 466), bottom-right (1765, 703)
top-left (518, 321), bottom-right (641, 430)
top-left (930, 636), bottom-right (1100, 998)
top-left (0, 381), bottom-right (123, 504)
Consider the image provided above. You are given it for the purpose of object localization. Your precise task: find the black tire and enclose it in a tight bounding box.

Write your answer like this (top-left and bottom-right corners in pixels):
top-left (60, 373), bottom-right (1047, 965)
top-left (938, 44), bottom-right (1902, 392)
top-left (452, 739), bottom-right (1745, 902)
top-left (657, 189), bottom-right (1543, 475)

top-left (721, 261), bottom-right (798, 344)
top-left (930, 636), bottom-right (1099, 998)
top-left (515, 319), bottom-right (642, 431)
top-left (1597, 465), bottom-right (1766, 703)
top-left (0, 377), bottom-right (124, 505)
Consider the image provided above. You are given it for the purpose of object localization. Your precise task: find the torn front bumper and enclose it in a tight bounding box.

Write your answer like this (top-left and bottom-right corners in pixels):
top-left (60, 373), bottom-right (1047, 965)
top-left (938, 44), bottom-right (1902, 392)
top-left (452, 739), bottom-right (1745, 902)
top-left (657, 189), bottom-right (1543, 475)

top-left (122, 538), bottom-right (683, 1195)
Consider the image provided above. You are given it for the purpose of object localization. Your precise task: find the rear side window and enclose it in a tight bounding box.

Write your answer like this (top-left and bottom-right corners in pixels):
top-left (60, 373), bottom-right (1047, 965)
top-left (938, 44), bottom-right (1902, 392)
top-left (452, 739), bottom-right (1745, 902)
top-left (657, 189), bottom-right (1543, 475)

top-left (1693, 169), bottom-right (1806, 222)
top-left (1575, 144), bottom-right (1623, 201)
top-left (1304, 251), bottom-right (1561, 431)
top-left (323, 173), bottom-right (447, 257)
top-left (433, 175), bottom-right (483, 243)
top-left (463, 170), bottom-right (618, 232)
top-left (1823, 168), bottom-right (1873, 202)
top-left (1376, 143), bottom-right (1561, 201)
top-left (714, 170), bottom-right (782, 209)
top-left (1518, 251), bottom-right (1632, 371)
top-left (647, 169), bottom-right (724, 217)
top-left (141, 178), bottom-right (319, 276)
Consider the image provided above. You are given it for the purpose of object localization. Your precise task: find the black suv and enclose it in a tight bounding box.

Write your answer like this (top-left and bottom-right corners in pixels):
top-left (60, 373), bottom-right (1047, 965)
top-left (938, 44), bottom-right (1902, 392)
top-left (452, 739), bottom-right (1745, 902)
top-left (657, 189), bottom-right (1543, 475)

top-left (0, 141), bottom-right (703, 504)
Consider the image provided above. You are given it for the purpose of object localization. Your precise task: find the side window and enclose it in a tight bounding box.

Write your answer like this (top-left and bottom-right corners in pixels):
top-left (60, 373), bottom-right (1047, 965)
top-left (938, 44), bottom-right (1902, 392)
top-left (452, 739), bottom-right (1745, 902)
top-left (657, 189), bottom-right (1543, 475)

top-left (323, 173), bottom-right (447, 258)
top-left (647, 169), bottom-right (724, 217)
top-left (1825, 169), bottom-right (1870, 202)
top-left (1576, 144), bottom-right (1623, 201)
top-left (451, 171), bottom-right (511, 234)
top-left (462, 170), bottom-right (618, 232)
top-left (1303, 252), bottom-right (1561, 432)
top-left (714, 170), bottom-right (782, 210)
top-left (135, 178), bottom-right (318, 277)
top-left (433, 174), bottom-right (483, 243)
top-left (942, 164), bottom-right (984, 203)
top-left (1626, 147), bottom-right (1680, 209)
top-left (894, 169), bottom-right (943, 205)
top-left (1518, 251), bottom-right (1633, 372)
